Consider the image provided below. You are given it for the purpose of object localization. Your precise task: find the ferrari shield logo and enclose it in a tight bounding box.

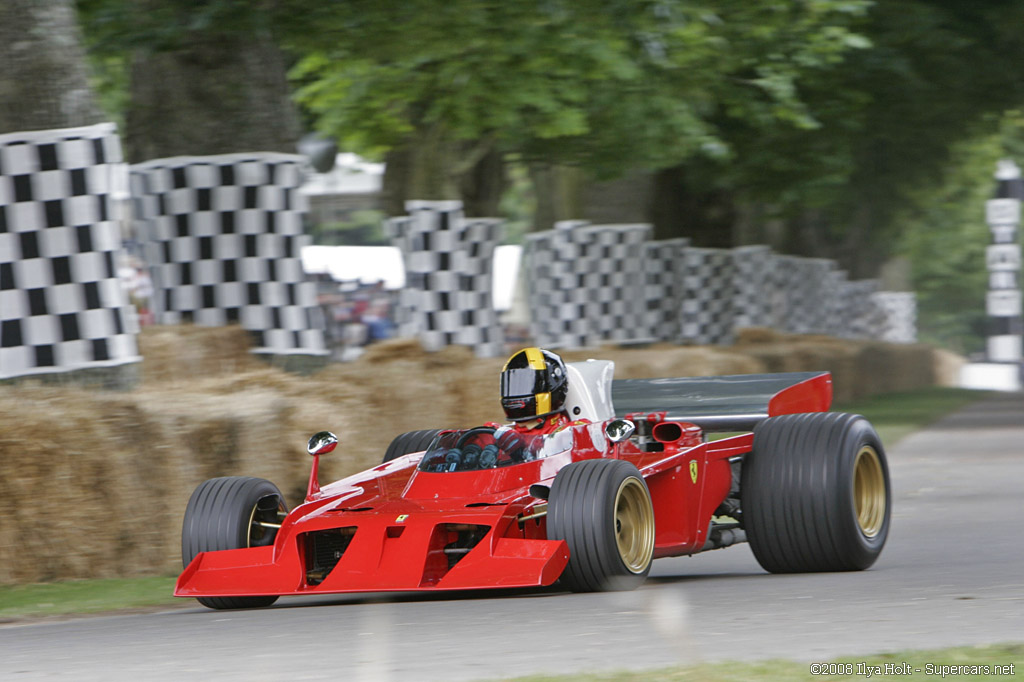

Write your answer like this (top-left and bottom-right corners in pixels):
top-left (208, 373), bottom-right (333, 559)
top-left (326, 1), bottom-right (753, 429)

top-left (689, 460), bottom-right (698, 484)
top-left (395, 514), bottom-right (408, 523)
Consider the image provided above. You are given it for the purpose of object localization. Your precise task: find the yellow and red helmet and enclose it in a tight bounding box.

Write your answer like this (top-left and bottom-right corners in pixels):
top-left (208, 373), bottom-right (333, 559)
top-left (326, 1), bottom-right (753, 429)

top-left (500, 347), bottom-right (568, 422)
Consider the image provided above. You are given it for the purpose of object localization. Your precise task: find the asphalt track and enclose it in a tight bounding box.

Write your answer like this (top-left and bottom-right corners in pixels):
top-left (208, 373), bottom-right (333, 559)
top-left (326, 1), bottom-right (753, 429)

top-left (2, 393), bottom-right (1022, 681)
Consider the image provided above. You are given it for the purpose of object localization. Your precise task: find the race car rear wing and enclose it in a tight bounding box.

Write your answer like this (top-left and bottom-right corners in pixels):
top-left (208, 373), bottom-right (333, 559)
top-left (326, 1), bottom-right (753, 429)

top-left (611, 371), bottom-right (833, 432)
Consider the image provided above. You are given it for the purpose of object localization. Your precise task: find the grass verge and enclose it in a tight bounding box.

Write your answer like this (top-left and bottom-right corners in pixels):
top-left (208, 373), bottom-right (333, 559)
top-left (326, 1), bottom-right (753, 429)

top-left (834, 386), bottom-right (996, 445)
top-left (0, 576), bottom-right (180, 621)
top-left (496, 643), bottom-right (1024, 681)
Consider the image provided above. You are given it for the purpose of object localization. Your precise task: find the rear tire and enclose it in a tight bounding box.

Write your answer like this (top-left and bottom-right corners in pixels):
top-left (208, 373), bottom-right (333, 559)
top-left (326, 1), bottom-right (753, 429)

top-left (548, 459), bottom-right (655, 592)
top-left (181, 476), bottom-right (287, 609)
top-left (382, 429), bottom-right (443, 463)
top-left (742, 412), bottom-right (891, 573)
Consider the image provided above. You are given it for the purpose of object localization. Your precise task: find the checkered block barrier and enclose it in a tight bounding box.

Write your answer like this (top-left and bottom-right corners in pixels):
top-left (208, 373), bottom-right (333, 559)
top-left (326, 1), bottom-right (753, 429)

top-left (0, 123), bottom-right (140, 380)
top-left (576, 224), bottom-right (652, 344)
top-left (731, 245), bottom-right (780, 331)
top-left (525, 221), bottom-right (916, 350)
top-left (773, 256), bottom-right (840, 335)
top-left (524, 221), bottom-right (592, 348)
top-left (872, 292), bottom-right (917, 343)
top-left (645, 238), bottom-right (688, 343)
top-left (836, 279), bottom-right (885, 340)
top-left (680, 247), bottom-right (735, 345)
top-left (130, 153), bottom-right (325, 356)
top-left (525, 221), bottom-right (653, 348)
top-left (385, 201), bottom-right (504, 357)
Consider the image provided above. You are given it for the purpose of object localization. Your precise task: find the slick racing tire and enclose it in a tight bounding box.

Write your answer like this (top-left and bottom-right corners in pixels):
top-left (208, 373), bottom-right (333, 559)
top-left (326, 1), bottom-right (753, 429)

top-left (181, 476), bottom-right (288, 609)
top-left (382, 429), bottom-right (444, 463)
top-left (548, 459), bottom-right (656, 592)
top-left (742, 412), bottom-right (891, 573)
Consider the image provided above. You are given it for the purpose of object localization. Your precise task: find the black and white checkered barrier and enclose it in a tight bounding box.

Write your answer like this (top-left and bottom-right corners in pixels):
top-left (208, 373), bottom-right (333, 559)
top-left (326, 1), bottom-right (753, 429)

top-left (872, 292), bottom-right (917, 343)
top-left (645, 238), bottom-right (688, 343)
top-left (985, 161), bottom-right (1022, 363)
top-left (525, 221), bottom-right (653, 348)
top-left (834, 278), bottom-right (882, 339)
top-left (732, 245), bottom-right (779, 331)
top-left (130, 153), bottom-right (325, 356)
top-left (681, 247), bottom-right (735, 345)
top-left (771, 256), bottom-right (838, 335)
top-left (1, 123), bottom-right (140, 380)
top-left (523, 222), bottom-right (917, 350)
top-left (524, 221), bottom-right (592, 348)
top-left (385, 201), bottom-right (504, 357)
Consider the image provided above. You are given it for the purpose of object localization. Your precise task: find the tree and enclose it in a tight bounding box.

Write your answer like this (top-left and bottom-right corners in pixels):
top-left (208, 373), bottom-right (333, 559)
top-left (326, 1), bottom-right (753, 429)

top-left (284, 0), bottom-right (871, 218)
top-left (0, 0), bottom-right (103, 133)
top-left (898, 111), bottom-right (1024, 355)
top-left (77, 0), bottom-right (299, 162)
top-left (652, 0), bottom-right (1024, 276)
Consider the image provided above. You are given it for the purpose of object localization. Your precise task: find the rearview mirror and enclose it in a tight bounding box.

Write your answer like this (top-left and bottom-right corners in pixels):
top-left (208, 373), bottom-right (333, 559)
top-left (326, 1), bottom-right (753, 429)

top-left (307, 431), bottom-right (338, 457)
top-left (605, 419), bottom-right (635, 444)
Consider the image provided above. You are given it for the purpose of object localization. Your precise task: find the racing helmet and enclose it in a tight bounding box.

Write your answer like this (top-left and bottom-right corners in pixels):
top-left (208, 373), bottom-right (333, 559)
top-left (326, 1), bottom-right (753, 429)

top-left (500, 347), bottom-right (568, 422)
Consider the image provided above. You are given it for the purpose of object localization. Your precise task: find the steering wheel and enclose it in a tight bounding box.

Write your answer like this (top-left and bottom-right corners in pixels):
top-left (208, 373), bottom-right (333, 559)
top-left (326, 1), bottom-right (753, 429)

top-left (455, 426), bottom-right (496, 449)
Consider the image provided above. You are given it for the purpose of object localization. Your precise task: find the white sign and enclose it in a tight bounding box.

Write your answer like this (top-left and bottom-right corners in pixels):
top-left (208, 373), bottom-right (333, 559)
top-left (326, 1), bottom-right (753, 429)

top-left (990, 224), bottom-right (1018, 243)
top-left (988, 336), bottom-right (1023, 363)
top-left (987, 244), bottom-right (1022, 271)
top-left (987, 289), bottom-right (1023, 317)
top-left (986, 198), bottom-right (1021, 226)
top-left (990, 271), bottom-right (1020, 289)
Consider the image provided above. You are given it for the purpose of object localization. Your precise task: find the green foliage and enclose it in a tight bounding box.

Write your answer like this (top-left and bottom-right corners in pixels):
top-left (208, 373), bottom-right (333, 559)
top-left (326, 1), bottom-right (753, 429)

top-left (76, 0), bottom-right (277, 53)
top-left (285, 0), bottom-right (871, 176)
top-left (898, 112), bottom-right (1024, 355)
top-left (312, 210), bottom-right (388, 246)
top-left (498, 161), bottom-right (536, 245)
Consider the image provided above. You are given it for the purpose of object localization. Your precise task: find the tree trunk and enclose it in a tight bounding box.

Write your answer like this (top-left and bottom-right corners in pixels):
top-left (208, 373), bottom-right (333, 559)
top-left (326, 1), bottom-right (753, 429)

top-left (382, 127), bottom-right (505, 217)
top-left (579, 170), bottom-right (654, 225)
top-left (529, 163), bottom-right (584, 231)
top-left (650, 165), bottom-right (736, 247)
top-left (124, 32), bottom-right (299, 163)
top-left (0, 0), bottom-right (103, 133)
top-left (460, 147), bottom-right (507, 218)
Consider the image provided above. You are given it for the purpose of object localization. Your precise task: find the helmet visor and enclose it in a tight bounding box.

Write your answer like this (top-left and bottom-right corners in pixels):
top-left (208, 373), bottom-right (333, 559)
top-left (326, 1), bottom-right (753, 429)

top-left (502, 394), bottom-right (541, 421)
top-left (501, 368), bottom-right (544, 397)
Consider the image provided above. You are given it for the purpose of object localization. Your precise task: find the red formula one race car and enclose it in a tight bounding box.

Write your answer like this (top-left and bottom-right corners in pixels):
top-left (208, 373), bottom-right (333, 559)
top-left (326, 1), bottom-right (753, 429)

top-left (176, 362), bottom-right (891, 609)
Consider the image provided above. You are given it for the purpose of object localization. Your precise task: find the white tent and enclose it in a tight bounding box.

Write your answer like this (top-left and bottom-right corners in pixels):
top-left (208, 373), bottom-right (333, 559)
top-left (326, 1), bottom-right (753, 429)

top-left (301, 244), bottom-right (522, 312)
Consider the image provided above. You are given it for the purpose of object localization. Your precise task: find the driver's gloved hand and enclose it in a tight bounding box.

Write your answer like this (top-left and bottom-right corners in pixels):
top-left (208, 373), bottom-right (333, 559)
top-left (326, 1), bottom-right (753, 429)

top-left (479, 444), bottom-right (499, 468)
top-left (460, 444), bottom-right (481, 469)
top-left (444, 448), bottom-right (462, 471)
top-left (496, 429), bottom-right (525, 452)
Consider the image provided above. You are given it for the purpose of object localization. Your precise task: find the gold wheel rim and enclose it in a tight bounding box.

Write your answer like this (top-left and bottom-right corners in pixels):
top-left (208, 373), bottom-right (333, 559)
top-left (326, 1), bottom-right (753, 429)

top-left (614, 477), bottom-right (655, 574)
top-left (854, 446), bottom-right (886, 538)
top-left (247, 496), bottom-right (286, 548)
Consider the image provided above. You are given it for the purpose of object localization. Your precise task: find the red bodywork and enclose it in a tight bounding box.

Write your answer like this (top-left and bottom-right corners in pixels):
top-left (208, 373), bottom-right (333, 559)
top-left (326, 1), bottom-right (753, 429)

top-left (175, 372), bottom-right (832, 599)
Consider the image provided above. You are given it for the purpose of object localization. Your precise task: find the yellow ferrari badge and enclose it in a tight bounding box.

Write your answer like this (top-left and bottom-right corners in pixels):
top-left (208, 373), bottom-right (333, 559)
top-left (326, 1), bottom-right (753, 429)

top-left (395, 514), bottom-right (408, 523)
top-left (689, 460), bottom-right (698, 484)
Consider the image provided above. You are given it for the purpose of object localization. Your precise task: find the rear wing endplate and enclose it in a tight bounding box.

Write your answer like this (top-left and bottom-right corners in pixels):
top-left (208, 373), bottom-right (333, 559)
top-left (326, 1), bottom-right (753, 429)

top-left (611, 371), bottom-right (832, 432)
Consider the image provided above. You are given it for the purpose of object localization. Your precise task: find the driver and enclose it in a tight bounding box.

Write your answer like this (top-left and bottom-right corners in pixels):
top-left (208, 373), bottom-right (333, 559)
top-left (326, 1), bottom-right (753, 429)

top-left (490, 347), bottom-right (589, 458)
top-left (437, 348), bottom-right (588, 470)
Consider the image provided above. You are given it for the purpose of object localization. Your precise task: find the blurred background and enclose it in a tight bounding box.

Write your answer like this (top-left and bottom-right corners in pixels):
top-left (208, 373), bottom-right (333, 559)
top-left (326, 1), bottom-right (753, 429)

top-left (5, 0), bottom-right (1024, 355)
top-left (1, 0), bottom-right (1022, 582)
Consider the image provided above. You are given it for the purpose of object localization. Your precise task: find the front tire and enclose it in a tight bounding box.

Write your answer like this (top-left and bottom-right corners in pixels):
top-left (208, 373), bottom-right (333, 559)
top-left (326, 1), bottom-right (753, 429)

top-left (181, 476), bottom-right (287, 609)
top-left (548, 459), bottom-right (655, 592)
top-left (742, 412), bottom-right (891, 573)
